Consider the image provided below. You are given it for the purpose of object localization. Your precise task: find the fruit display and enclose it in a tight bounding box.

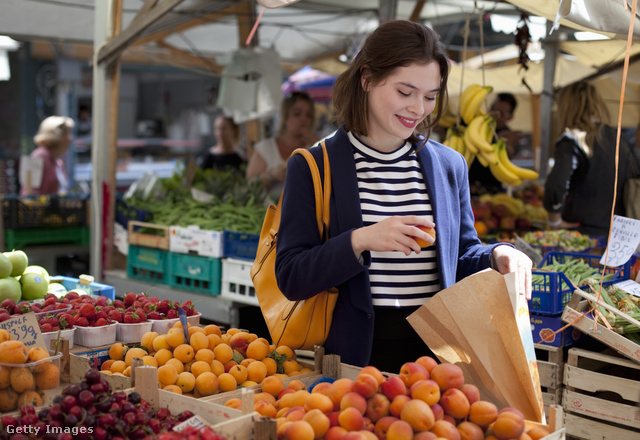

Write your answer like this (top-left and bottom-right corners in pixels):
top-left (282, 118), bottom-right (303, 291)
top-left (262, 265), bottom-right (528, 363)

top-left (471, 191), bottom-right (547, 237)
top-left (520, 230), bottom-right (599, 253)
top-left (0, 250), bottom-right (52, 303)
top-left (0, 332), bottom-right (61, 413)
top-left (0, 368), bottom-right (229, 440)
top-left (440, 84), bottom-right (539, 187)
top-left (220, 356), bottom-right (553, 440)
top-left (102, 325), bottom-right (311, 398)
top-left (584, 281), bottom-right (640, 344)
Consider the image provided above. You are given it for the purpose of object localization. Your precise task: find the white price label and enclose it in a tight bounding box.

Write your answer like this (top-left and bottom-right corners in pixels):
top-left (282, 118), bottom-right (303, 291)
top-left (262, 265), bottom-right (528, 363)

top-left (600, 216), bottom-right (640, 268)
top-left (614, 279), bottom-right (640, 298)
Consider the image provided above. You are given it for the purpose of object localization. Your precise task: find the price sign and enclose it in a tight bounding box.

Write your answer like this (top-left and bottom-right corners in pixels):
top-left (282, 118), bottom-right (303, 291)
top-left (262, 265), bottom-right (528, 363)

top-left (0, 313), bottom-right (46, 348)
top-left (173, 414), bottom-right (209, 432)
top-left (615, 279), bottom-right (640, 298)
top-left (600, 216), bottom-right (640, 268)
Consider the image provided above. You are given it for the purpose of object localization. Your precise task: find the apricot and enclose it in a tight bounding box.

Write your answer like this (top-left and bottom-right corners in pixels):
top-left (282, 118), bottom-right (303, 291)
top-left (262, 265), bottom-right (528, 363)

top-left (303, 408), bottom-right (331, 438)
top-left (410, 379), bottom-right (440, 405)
top-left (430, 363), bottom-right (465, 390)
top-left (457, 420), bottom-right (484, 440)
top-left (18, 390), bottom-right (43, 408)
top-left (0, 366), bottom-right (11, 389)
top-left (218, 373), bottom-right (237, 392)
top-left (389, 394), bottom-right (411, 418)
top-left (526, 426), bottom-right (552, 440)
top-left (339, 406), bottom-right (364, 431)
top-left (374, 415), bottom-right (399, 439)
top-left (328, 378), bottom-right (355, 410)
top-left (27, 346), bottom-right (50, 374)
top-left (225, 397), bottom-right (243, 409)
top-left (312, 381), bottom-right (332, 396)
top-left (413, 225), bottom-right (437, 248)
top-left (262, 375), bottom-right (285, 398)
top-left (0, 388), bottom-right (18, 411)
top-left (140, 331), bottom-right (158, 351)
top-left (125, 347), bottom-right (148, 366)
top-left (176, 371), bottom-right (196, 393)
top-left (247, 360), bottom-right (268, 383)
top-left (431, 402), bottom-right (444, 421)
top-left (246, 339), bottom-right (269, 361)
top-left (415, 355), bottom-right (439, 373)
top-left (0, 340), bottom-right (28, 364)
top-left (0, 329), bottom-right (10, 343)
top-left (284, 420), bottom-right (315, 440)
top-left (340, 391), bottom-right (367, 415)
top-left (365, 392), bottom-right (390, 423)
top-left (431, 419), bottom-right (461, 440)
top-left (305, 391), bottom-right (333, 414)
top-left (468, 400), bottom-right (498, 428)
top-left (34, 363), bottom-right (60, 390)
top-left (380, 375), bottom-right (407, 401)
top-left (493, 411), bottom-right (525, 440)
top-left (440, 387), bottom-right (470, 419)
top-left (360, 365), bottom-right (385, 386)
top-left (157, 364), bottom-right (179, 387)
top-left (10, 367), bottom-right (35, 393)
top-left (194, 371), bottom-right (218, 396)
top-left (325, 426), bottom-right (348, 440)
top-left (254, 399), bottom-right (277, 418)
top-left (254, 392), bottom-right (276, 406)
top-left (398, 362), bottom-right (429, 387)
top-left (400, 398), bottom-right (435, 431)
top-left (354, 372), bottom-right (379, 398)
top-left (287, 379), bottom-right (307, 391)
top-left (284, 406), bottom-right (306, 422)
top-left (386, 419), bottom-right (413, 440)
top-left (173, 344), bottom-right (195, 364)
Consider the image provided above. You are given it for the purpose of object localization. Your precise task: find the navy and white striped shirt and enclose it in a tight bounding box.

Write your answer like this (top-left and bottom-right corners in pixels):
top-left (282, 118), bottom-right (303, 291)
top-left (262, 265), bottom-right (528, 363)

top-left (349, 132), bottom-right (441, 307)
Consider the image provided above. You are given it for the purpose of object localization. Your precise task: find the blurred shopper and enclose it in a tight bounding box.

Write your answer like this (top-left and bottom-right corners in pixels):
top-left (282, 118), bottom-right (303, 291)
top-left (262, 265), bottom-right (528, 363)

top-left (468, 93), bottom-right (524, 195)
top-left (199, 115), bottom-right (245, 171)
top-left (20, 116), bottom-right (74, 196)
top-left (544, 81), bottom-right (640, 236)
top-left (246, 91), bottom-right (318, 200)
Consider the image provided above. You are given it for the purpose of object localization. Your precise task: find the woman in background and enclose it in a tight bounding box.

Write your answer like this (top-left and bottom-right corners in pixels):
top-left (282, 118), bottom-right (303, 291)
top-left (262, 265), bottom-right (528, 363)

top-left (544, 81), bottom-right (640, 236)
top-left (20, 115), bottom-right (74, 196)
top-left (199, 115), bottom-right (245, 171)
top-left (246, 91), bottom-right (318, 200)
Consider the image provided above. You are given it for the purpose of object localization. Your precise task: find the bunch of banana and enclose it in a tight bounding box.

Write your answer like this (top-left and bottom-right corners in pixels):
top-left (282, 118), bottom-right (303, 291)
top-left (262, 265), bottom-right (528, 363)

top-left (494, 140), bottom-right (540, 181)
top-left (459, 84), bottom-right (493, 125)
top-left (438, 110), bottom-right (458, 128)
top-left (489, 139), bottom-right (523, 186)
top-left (463, 115), bottom-right (499, 167)
top-left (490, 193), bottom-right (525, 216)
top-left (443, 127), bottom-right (475, 169)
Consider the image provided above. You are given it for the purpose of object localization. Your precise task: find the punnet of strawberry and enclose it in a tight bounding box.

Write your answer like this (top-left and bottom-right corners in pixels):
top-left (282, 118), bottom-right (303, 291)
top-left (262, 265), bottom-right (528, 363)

top-left (120, 292), bottom-right (199, 321)
top-left (0, 297), bottom-right (72, 323)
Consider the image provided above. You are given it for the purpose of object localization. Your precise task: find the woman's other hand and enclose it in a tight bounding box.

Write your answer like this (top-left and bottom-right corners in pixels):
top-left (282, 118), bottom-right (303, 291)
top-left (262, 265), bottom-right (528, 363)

top-left (351, 215), bottom-right (435, 257)
top-left (492, 245), bottom-right (533, 300)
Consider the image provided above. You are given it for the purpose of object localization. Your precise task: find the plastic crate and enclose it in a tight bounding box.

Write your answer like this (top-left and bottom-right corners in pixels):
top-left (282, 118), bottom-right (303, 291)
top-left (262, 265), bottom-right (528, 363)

top-left (115, 196), bottom-right (153, 228)
top-left (49, 275), bottom-right (116, 300)
top-left (126, 245), bottom-right (169, 284)
top-left (2, 194), bottom-right (89, 229)
top-left (168, 252), bottom-right (221, 295)
top-left (128, 220), bottom-right (170, 250)
top-left (4, 226), bottom-right (90, 249)
top-left (220, 258), bottom-right (257, 306)
top-left (530, 251), bottom-right (631, 315)
top-left (223, 230), bottom-right (259, 260)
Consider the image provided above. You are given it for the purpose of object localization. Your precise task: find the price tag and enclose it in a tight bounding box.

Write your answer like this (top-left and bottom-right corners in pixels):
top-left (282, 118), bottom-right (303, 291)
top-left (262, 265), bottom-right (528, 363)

top-left (614, 279), bottom-right (640, 298)
top-left (0, 313), bottom-right (46, 348)
top-left (173, 414), bottom-right (209, 432)
top-left (515, 236), bottom-right (543, 267)
top-left (600, 216), bottom-right (640, 268)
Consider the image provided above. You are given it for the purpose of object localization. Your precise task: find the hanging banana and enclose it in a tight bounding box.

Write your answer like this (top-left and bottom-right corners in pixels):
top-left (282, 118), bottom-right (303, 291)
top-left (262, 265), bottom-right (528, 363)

top-left (461, 85), bottom-right (493, 125)
top-left (463, 115), bottom-right (494, 154)
top-left (489, 140), bottom-right (522, 186)
top-left (495, 141), bottom-right (540, 181)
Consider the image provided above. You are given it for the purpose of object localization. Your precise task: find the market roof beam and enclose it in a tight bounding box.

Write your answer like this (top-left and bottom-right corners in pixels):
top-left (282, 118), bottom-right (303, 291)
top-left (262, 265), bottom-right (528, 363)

top-left (155, 40), bottom-right (223, 73)
top-left (97, 0), bottom-right (187, 66)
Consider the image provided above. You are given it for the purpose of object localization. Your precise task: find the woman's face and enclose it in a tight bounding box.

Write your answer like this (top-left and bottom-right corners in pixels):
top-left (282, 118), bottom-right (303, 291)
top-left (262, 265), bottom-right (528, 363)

top-left (363, 62), bottom-right (441, 151)
top-left (214, 117), bottom-right (236, 146)
top-left (284, 99), bottom-right (314, 138)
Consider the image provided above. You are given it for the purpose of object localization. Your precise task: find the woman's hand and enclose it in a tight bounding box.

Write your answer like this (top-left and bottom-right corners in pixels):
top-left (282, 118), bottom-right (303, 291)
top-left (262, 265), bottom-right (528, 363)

top-left (492, 245), bottom-right (533, 300)
top-left (351, 216), bottom-right (436, 257)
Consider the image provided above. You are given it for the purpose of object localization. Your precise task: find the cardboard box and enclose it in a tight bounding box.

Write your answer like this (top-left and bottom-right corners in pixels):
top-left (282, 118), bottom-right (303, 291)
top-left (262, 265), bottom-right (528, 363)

top-left (170, 225), bottom-right (224, 258)
top-left (530, 313), bottom-right (584, 347)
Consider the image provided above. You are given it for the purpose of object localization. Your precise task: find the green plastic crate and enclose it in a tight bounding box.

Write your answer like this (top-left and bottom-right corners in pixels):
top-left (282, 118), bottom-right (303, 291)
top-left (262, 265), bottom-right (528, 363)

top-left (168, 252), bottom-right (221, 296)
top-left (126, 245), bottom-right (169, 284)
top-left (4, 226), bottom-right (90, 249)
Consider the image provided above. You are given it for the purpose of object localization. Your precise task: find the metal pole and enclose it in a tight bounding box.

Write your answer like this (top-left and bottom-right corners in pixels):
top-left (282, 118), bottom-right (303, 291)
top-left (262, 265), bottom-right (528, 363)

top-left (539, 21), bottom-right (559, 180)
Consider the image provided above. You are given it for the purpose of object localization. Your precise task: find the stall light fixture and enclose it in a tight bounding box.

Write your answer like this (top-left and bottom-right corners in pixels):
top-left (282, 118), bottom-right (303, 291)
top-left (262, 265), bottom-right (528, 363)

top-left (573, 31), bottom-right (610, 41)
top-left (0, 36), bottom-right (20, 81)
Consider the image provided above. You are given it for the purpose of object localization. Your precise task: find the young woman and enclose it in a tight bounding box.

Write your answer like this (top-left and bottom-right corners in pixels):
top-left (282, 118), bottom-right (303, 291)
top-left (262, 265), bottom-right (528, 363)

top-left (274, 20), bottom-right (533, 372)
top-left (246, 91), bottom-right (318, 201)
top-left (199, 115), bottom-right (245, 171)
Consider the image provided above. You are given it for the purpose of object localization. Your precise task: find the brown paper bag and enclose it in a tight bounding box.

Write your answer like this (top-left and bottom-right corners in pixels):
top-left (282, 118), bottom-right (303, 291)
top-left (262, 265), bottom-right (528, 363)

top-left (407, 269), bottom-right (545, 423)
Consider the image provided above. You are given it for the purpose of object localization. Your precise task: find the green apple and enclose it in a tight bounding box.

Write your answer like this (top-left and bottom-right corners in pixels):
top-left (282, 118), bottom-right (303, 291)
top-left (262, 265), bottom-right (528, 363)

top-left (22, 265), bottom-right (49, 281)
top-left (0, 277), bottom-right (21, 303)
top-left (2, 250), bottom-right (28, 277)
top-left (0, 254), bottom-right (12, 279)
top-left (20, 272), bottom-right (49, 301)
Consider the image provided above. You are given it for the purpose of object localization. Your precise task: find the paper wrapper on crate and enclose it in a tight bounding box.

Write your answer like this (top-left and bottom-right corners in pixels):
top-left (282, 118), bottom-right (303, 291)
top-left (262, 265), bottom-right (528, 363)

top-left (407, 269), bottom-right (545, 423)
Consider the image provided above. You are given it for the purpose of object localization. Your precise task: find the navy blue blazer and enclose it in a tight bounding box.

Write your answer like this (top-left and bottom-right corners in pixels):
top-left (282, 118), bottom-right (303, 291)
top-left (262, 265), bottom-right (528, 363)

top-left (275, 126), bottom-right (506, 366)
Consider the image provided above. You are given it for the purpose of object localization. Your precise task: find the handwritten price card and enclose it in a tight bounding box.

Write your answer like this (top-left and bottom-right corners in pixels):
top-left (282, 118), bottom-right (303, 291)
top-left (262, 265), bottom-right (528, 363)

top-left (0, 313), bottom-right (46, 348)
top-left (600, 215), bottom-right (640, 268)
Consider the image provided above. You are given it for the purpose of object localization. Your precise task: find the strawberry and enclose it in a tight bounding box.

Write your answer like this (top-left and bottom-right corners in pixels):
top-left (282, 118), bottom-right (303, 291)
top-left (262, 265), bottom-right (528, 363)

top-left (55, 303), bottom-right (70, 310)
top-left (108, 309), bottom-right (123, 323)
top-left (180, 300), bottom-right (196, 316)
top-left (75, 317), bottom-right (90, 327)
top-left (30, 304), bottom-right (42, 313)
top-left (113, 299), bottom-right (125, 309)
top-left (136, 311), bottom-right (147, 323)
top-left (147, 311), bottom-right (163, 320)
top-left (166, 308), bottom-right (178, 320)
top-left (79, 303), bottom-right (96, 319)
top-left (123, 292), bottom-right (136, 308)
top-left (40, 323), bottom-right (53, 333)
top-left (42, 305), bottom-right (56, 312)
top-left (0, 299), bottom-right (15, 314)
top-left (59, 313), bottom-right (74, 327)
top-left (149, 296), bottom-right (159, 304)
top-left (0, 313), bottom-right (11, 323)
top-left (95, 311), bottom-right (108, 321)
top-left (124, 312), bottom-right (139, 324)
top-left (95, 296), bottom-right (109, 307)
top-left (65, 291), bottom-right (80, 301)
top-left (43, 297), bottom-right (57, 307)
top-left (136, 292), bottom-right (147, 302)
top-left (58, 315), bottom-right (73, 330)
top-left (156, 299), bottom-right (173, 315)
top-left (81, 295), bottom-right (94, 303)
top-left (100, 305), bottom-right (115, 315)
top-left (94, 318), bottom-right (108, 327)
top-left (43, 293), bottom-right (57, 301)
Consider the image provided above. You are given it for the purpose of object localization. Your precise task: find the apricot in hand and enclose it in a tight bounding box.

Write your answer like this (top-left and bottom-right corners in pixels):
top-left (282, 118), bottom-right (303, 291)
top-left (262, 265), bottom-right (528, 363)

top-left (413, 226), bottom-right (436, 248)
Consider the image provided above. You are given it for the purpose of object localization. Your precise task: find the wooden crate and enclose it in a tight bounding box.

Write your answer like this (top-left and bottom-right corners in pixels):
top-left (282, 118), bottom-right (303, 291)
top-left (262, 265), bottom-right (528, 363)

top-left (562, 347), bottom-right (640, 439)
top-left (535, 343), bottom-right (565, 417)
top-left (128, 220), bottom-right (171, 250)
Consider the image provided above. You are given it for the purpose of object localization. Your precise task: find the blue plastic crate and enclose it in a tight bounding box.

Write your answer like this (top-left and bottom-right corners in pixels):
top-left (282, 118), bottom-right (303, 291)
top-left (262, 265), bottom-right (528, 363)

top-left (168, 252), bottom-right (221, 296)
top-left (48, 275), bottom-right (115, 300)
top-left (223, 230), bottom-right (259, 260)
top-left (530, 251), bottom-right (631, 315)
top-left (126, 245), bottom-right (169, 284)
top-left (115, 197), bottom-right (153, 228)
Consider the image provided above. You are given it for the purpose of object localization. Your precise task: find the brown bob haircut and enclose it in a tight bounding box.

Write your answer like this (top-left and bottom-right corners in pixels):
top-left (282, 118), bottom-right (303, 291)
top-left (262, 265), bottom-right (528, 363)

top-left (332, 20), bottom-right (450, 145)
